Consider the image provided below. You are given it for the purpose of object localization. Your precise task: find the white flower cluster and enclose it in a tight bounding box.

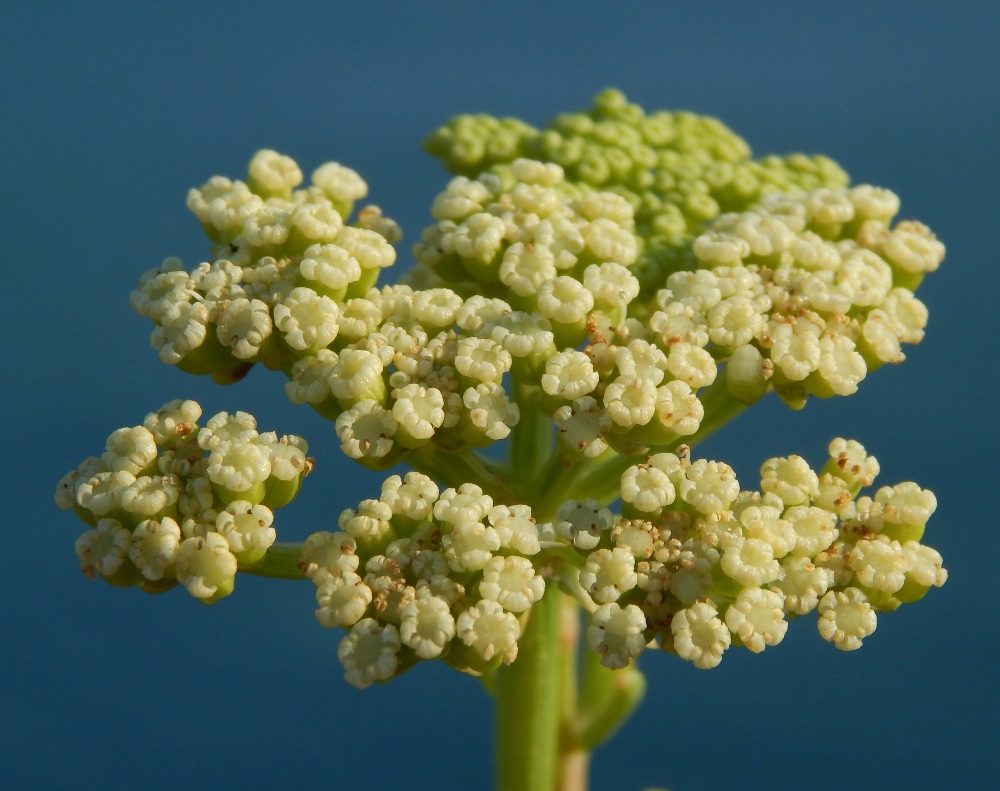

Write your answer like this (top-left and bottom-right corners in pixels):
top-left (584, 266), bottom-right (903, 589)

top-left (133, 149), bottom-right (942, 477)
top-left (675, 186), bottom-right (941, 407)
top-left (131, 149), bottom-right (400, 384)
top-left (576, 437), bottom-right (944, 669)
top-left (301, 436), bottom-right (943, 688)
top-left (55, 399), bottom-right (311, 603)
top-left (302, 472), bottom-right (549, 688)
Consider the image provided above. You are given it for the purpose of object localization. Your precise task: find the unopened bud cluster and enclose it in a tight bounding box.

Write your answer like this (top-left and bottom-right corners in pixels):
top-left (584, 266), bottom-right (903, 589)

top-left (303, 438), bottom-right (944, 686)
top-left (55, 400), bottom-right (311, 602)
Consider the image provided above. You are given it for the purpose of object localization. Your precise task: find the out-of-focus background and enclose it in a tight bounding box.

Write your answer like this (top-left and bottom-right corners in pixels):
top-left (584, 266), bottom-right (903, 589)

top-left (2, 2), bottom-right (997, 789)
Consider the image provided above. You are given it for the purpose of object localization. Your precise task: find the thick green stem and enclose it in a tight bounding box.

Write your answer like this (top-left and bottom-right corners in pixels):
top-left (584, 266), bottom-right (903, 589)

top-left (494, 582), bottom-right (562, 791)
top-left (239, 542), bottom-right (307, 580)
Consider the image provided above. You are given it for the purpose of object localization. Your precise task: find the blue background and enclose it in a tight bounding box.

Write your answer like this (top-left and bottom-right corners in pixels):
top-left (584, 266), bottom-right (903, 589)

top-left (2, 2), bottom-right (998, 789)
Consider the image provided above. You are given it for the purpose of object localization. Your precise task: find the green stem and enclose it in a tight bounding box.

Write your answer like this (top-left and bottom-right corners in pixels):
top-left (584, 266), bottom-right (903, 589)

top-left (557, 595), bottom-right (586, 791)
top-left (239, 542), bottom-right (307, 580)
top-left (533, 454), bottom-right (593, 522)
top-left (509, 378), bottom-right (551, 491)
top-left (494, 581), bottom-right (562, 791)
top-left (405, 448), bottom-right (521, 504)
top-left (575, 651), bottom-right (646, 752)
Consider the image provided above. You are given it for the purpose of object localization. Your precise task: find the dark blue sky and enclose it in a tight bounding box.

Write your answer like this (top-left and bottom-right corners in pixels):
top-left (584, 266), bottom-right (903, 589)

top-left (3, 2), bottom-right (998, 789)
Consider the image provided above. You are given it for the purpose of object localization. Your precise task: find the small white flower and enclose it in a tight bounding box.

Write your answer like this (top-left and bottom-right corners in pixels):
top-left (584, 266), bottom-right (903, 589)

top-left (805, 188), bottom-right (855, 226)
top-left (621, 464), bottom-right (676, 513)
top-left (207, 441), bottom-right (271, 491)
top-left (707, 296), bottom-right (766, 349)
top-left (299, 243), bottom-right (361, 293)
top-left (720, 535), bottom-right (782, 587)
top-left (827, 438), bottom-right (880, 489)
top-left (774, 554), bottom-right (834, 615)
top-left (151, 301), bottom-right (210, 365)
top-left (785, 506), bottom-right (838, 558)
top-left (456, 600), bottom-right (521, 663)
top-left (537, 277), bottom-right (595, 325)
top-left (248, 149), bottom-right (302, 196)
top-left (817, 587), bottom-right (877, 650)
top-left (102, 426), bottom-right (158, 476)
top-left (338, 619), bottom-right (400, 689)
top-left (400, 589), bottom-right (456, 659)
top-left (381, 472), bottom-right (439, 521)
top-left (761, 455), bottom-right (820, 506)
top-left (442, 521), bottom-right (501, 572)
top-left (848, 185), bottom-right (900, 222)
top-left (652, 381), bottom-right (704, 437)
top-left (434, 484), bottom-right (493, 525)
top-left (392, 384), bottom-right (446, 441)
top-left (129, 517), bottom-right (182, 581)
top-left (455, 337), bottom-right (512, 384)
top-left (216, 298), bottom-right (272, 359)
top-left (338, 226), bottom-right (397, 272)
top-left (176, 533), bottom-right (238, 600)
top-left (431, 176), bottom-right (493, 220)
top-left (329, 348), bottom-right (385, 404)
top-left (665, 342), bottom-right (717, 390)
top-left (861, 310), bottom-right (905, 364)
top-left (553, 396), bottom-right (608, 459)
top-left (583, 262), bottom-right (640, 309)
top-left (336, 400), bottom-right (397, 459)
top-left (725, 587), bottom-right (787, 653)
top-left (490, 311), bottom-right (555, 358)
top-left (541, 350), bottom-right (599, 400)
top-left (273, 287), bottom-right (340, 351)
top-left (242, 202), bottom-right (292, 247)
top-left (672, 600), bottom-right (730, 669)
top-left (187, 176), bottom-right (234, 224)
top-left (812, 334), bottom-right (866, 396)
top-left (412, 288), bottom-right (464, 328)
top-left (882, 221), bottom-right (945, 274)
top-left (603, 376), bottom-right (657, 428)
top-left (693, 231), bottom-right (750, 265)
top-left (767, 318), bottom-right (822, 381)
top-left (463, 383), bottom-right (520, 440)
top-left (119, 475), bottom-right (181, 517)
top-left (483, 504), bottom-right (539, 555)
top-left (902, 541), bottom-right (948, 588)
top-left (881, 288), bottom-right (928, 344)
top-left (582, 219), bottom-right (638, 266)
top-left (511, 158), bottom-right (565, 187)
top-left (130, 269), bottom-right (193, 322)
top-left (299, 531), bottom-right (360, 579)
top-left (874, 482), bottom-right (937, 527)
top-left (216, 500), bottom-right (276, 555)
top-left (587, 603), bottom-right (647, 670)
top-left (143, 400), bottom-right (202, 446)
top-left (739, 506), bottom-right (797, 558)
top-left (479, 556), bottom-right (545, 612)
top-left (849, 536), bottom-right (907, 593)
top-left (76, 519), bottom-right (132, 579)
top-left (455, 296), bottom-right (512, 334)
top-left (500, 242), bottom-right (557, 297)
top-left (555, 499), bottom-right (615, 550)
top-left (665, 270), bottom-right (721, 312)
top-left (313, 162), bottom-right (368, 203)
top-left (680, 460), bottom-right (739, 515)
top-left (315, 570), bottom-right (373, 628)
top-left (580, 548), bottom-right (638, 603)
top-left (198, 411), bottom-right (258, 451)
